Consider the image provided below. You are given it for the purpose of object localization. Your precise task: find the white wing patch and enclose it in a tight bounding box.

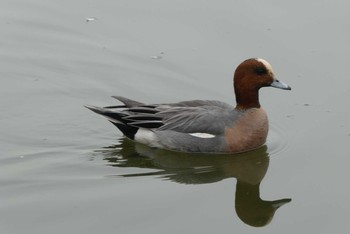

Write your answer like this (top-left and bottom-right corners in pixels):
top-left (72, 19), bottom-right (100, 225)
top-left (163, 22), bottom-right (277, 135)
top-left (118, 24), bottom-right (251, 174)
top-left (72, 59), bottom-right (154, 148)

top-left (189, 133), bottom-right (216, 138)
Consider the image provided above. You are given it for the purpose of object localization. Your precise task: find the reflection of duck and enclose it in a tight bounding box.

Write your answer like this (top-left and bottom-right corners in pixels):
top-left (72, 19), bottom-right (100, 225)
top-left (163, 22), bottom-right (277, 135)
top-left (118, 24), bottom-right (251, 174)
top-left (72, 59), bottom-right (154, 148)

top-left (236, 182), bottom-right (291, 227)
top-left (97, 138), bottom-right (291, 227)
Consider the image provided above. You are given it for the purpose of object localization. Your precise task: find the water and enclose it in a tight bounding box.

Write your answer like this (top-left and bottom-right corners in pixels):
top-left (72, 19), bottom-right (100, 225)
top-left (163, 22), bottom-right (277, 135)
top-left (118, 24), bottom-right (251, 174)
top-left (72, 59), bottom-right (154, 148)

top-left (1, 0), bottom-right (350, 233)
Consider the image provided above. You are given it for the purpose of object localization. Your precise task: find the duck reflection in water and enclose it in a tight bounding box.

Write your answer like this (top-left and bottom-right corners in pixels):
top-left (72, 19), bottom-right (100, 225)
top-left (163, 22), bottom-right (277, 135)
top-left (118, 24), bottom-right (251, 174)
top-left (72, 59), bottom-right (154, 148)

top-left (96, 138), bottom-right (291, 227)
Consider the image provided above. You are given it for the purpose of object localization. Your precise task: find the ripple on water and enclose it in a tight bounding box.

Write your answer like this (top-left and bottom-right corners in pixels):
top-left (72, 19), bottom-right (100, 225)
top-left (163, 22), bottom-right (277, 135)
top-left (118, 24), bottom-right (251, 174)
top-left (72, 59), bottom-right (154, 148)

top-left (266, 123), bottom-right (289, 156)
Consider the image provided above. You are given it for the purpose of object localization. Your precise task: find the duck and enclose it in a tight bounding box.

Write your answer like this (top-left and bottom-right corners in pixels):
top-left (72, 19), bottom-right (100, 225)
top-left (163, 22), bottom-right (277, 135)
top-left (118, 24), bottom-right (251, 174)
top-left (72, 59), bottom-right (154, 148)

top-left (86, 58), bottom-right (291, 153)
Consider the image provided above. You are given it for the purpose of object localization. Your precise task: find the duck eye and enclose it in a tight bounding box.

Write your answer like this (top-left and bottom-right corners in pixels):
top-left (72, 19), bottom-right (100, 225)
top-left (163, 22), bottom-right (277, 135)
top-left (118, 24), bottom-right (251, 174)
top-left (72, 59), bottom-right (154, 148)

top-left (254, 67), bottom-right (267, 75)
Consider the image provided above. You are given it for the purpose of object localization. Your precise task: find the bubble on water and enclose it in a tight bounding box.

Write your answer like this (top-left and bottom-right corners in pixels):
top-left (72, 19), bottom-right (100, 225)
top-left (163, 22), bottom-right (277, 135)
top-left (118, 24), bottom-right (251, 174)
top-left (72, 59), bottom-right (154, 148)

top-left (151, 52), bottom-right (164, 59)
top-left (86, 17), bottom-right (97, 22)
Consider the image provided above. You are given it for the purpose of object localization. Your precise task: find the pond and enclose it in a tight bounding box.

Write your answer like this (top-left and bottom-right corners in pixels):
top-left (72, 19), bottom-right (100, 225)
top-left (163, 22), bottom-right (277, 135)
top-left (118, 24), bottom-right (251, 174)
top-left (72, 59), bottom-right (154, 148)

top-left (1, 0), bottom-right (350, 233)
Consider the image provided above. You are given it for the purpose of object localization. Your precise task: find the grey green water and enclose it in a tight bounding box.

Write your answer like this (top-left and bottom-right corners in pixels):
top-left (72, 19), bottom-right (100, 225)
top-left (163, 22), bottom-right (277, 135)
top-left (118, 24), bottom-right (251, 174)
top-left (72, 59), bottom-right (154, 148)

top-left (1, 0), bottom-right (350, 233)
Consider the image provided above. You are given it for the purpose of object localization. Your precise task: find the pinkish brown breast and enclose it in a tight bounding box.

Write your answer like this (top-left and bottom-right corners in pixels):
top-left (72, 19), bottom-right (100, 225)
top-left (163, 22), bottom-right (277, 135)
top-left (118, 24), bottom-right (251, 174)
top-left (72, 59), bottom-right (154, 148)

top-left (225, 108), bottom-right (268, 153)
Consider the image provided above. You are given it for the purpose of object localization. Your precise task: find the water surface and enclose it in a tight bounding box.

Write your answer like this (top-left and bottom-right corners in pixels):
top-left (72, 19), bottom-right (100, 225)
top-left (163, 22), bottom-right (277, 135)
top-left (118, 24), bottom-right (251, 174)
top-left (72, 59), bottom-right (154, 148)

top-left (1, 0), bottom-right (350, 233)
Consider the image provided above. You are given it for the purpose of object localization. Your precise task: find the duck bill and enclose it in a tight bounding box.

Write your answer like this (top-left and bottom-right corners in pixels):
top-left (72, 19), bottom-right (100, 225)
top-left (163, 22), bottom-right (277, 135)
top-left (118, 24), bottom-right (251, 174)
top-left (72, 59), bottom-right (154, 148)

top-left (270, 79), bottom-right (291, 90)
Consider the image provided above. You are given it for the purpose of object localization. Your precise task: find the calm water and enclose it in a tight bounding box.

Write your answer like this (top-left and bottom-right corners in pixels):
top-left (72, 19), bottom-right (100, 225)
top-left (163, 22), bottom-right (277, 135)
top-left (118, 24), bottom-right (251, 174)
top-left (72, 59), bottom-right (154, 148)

top-left (1, 0), bottom-right (350, 233)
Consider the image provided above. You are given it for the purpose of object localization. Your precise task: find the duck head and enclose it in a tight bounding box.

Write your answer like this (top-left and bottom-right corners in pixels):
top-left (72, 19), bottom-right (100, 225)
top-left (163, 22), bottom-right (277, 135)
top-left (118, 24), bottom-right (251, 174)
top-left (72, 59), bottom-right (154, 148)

top-left (234, 58), bottom-right (291, 109)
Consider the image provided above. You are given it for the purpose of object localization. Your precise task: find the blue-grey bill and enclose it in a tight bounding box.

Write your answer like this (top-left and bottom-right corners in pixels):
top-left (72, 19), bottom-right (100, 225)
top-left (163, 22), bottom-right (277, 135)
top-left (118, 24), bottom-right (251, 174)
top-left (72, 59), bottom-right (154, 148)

top-left (270, 79), bottom-right (291, 90)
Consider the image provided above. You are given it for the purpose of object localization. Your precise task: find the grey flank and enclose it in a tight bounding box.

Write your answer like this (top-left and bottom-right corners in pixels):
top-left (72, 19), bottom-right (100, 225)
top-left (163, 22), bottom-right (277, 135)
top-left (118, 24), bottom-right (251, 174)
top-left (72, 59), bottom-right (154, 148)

top-left (86, 96), bottom-right (246, 152)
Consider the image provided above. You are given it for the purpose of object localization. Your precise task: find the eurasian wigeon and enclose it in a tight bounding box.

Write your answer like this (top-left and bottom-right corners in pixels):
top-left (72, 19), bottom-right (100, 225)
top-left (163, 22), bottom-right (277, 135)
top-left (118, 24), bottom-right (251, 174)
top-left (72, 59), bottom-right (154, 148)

top-left (86, 58), bottom-right (291, 153)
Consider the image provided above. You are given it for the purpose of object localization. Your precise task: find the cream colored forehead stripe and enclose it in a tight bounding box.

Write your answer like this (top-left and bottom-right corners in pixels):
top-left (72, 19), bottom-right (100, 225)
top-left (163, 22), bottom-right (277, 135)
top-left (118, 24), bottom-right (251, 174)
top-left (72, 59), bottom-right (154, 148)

top-left (256, 58), bottom-right (275, 76)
